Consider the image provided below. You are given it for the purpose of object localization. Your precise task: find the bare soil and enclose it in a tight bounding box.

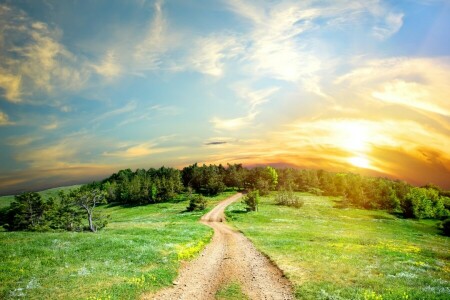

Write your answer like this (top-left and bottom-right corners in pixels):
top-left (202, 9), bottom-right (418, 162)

top-left (142, 193), bottom-right (294, 300)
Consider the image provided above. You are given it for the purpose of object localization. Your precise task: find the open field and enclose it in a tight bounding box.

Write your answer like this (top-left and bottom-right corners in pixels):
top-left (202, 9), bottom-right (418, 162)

top-left (0, 190), bottom-right (235, 299)
top-left (226, 193), bottom-right (450, 300)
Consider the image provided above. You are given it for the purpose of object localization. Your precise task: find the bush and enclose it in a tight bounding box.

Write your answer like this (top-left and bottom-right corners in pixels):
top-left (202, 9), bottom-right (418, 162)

top-left (401, 187), bottom-right (448, 219)
top-left (275, 190), bottom-right (304, 208)
top-left (243, 190), bottom-right (259, 212)
top-left (440, 218), bottom-right (450, 236)
top-left (186, 194), bottom-right (207, 211)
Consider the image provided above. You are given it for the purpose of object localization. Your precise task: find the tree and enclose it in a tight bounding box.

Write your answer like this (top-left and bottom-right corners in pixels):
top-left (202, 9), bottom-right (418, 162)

top-left (74, 188), bottom-right (107, 232)
top-left (49, 192), bottom-right (83, 231)
top-left (186, 194), bottom-right (207, 211)
top-left (5, 192), bottom-right (49, 231)
top-left (243, 190), bottom-right (260, 212)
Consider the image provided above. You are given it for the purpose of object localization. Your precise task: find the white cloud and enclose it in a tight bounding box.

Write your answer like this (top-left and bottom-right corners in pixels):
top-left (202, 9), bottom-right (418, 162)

top-left (92, 50), bottom-right (121, 78)
top-left (233, 85), bottom-right (279, 109)
top-left (211, 112), bottom-right (257, 131)
top-left (373, 12), bottom-right (404, 40)
top-left (188, 35), bottom-right (243, 77)
top-left (92, 101), bottom-right (137, 123)
top-left (134, 0), bottom-right (172, 71)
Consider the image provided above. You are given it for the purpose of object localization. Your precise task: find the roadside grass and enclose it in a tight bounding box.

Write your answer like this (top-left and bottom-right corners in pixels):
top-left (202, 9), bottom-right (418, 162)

top-left (215, 281), bottom-right (249, 300)
top-left (0, 185), bottom-right (81, 209)
top-left (0, 190), bottom-right (235, 300)
top-left (226, 193), bottom-right (450, 300)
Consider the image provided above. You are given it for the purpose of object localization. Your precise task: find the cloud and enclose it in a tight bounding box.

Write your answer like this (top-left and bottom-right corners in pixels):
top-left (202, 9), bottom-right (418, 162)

top-left (7, 135), bottom-right (41, 146)
top-left (42, 121), bottom-right (59, 130)
top-left (102, 142), bottom-right (177, 158)
top-left (372, 11), bottom-right (404, 40)
top-left (92, 101), bottom-right (138, 123)
top-left (134, 0), bottom-right (172, 71)
top-left (336, 57), bottom-right (450, 117)
top-left (211, 111), bottom-right (257, 131)
top-left (233, 85), bottom-right (280, 108)
top-left (0, 110), bottom-right (14, 126)
top-left (187, 35), bottom-right (243, 77)
top-left (205, 141), bottom-right (228, 145)
top-left (0, 71), bottom-right (22, 102)
top-left (0, 4), bottom-right (90, 104)
top-left (92, 50), bottom-right (121, 78)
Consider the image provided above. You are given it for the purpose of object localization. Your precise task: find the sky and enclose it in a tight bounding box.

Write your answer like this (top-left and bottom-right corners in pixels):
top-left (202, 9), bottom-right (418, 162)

top-left (0, 0), bottom-right (450, 194)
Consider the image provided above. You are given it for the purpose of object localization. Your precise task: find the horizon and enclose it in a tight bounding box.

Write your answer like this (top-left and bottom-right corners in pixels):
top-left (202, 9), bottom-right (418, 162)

top-left (1, 0), bottom-right (450, 194)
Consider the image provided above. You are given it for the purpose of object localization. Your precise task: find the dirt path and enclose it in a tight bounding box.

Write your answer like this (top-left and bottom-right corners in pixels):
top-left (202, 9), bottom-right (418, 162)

top-left (142, 193), bottom-right (294, 300)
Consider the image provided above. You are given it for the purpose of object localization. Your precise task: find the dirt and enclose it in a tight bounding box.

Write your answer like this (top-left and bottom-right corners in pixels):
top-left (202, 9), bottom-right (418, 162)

top-left (142, 193), bottom-right (294, 300)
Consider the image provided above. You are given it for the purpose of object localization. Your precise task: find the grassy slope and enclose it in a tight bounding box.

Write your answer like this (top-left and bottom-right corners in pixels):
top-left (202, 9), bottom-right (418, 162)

top-left (0, 191), bottom-right (235, 300)
top-left (0, 185), bottom-right (82, 209)
top-left (226, 193), bottom-right (450, 300)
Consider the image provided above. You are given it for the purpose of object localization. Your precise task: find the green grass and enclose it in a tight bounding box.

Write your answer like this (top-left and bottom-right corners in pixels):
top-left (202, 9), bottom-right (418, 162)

top-left (215, 281), bottom-right (248, 300)
top-left (226, 193), bottom-right (450, 300)
top-left (0, 185), bottom-right (82, 209)
top-left (0, 190), bottom-right (236, 300)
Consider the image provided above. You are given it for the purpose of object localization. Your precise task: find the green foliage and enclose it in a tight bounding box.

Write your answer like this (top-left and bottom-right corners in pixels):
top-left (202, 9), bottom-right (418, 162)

top-left (274, 189), bottom-right (304, 208)
top-left (440, 218), bottom-right (450, 236)
top-left (103, 167), bottom-right (183, 204)
top-left (4, 192), bottom-right (49, 231)
top-left (243, 190), bottom-right (260, 212)
top-left (186, 194), bottom-right (207, 212)
top-left (181, 163), bottom-right (226, 196)
top-left (401, 187), bottom-right (448, 219)
top-left (2, 186), bottom-right (109, 232)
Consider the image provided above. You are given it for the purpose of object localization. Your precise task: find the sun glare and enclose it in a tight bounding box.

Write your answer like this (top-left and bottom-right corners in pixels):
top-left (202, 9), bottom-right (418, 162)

top-left (349, 156), bottom-right (371, 169)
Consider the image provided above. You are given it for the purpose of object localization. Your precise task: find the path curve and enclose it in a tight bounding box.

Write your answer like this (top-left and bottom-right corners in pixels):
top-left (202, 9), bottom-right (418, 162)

top-left (143, 193), bottom-right (294, 300)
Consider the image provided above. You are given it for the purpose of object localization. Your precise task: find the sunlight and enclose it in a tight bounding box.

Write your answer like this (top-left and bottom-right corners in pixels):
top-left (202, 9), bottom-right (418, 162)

top-left (337, 122), bottom-right (370, 152)
top-left (348, 156), bottom-right (371, 169)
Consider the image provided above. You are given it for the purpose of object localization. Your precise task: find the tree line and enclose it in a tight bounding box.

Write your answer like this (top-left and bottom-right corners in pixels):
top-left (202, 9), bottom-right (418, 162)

top-left (1, 163), bottom-right (449, 233)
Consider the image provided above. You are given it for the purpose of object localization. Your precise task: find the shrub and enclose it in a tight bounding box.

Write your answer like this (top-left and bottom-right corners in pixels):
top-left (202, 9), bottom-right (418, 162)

top-left (243, 190), bottom-right (259, 212)
top-left (186, 194), bottom-right (207, 211)
top-left (275, 190), bottom-right (304, 208)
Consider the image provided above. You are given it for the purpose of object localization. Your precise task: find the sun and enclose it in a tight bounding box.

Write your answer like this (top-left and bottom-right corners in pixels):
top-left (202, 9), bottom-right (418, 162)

top-left (348, 156), bottom-right (371, 169)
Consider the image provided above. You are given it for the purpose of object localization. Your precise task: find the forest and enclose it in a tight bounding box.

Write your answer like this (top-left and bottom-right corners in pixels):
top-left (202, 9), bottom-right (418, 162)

top-left (1, 164), bottom-right (449, 235)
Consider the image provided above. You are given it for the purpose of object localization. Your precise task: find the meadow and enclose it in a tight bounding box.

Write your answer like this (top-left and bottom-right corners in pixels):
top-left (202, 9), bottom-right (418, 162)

top-left (226, 193), bottom-right (450, 300)
top-left (0, 188), bottom-right (235, 300)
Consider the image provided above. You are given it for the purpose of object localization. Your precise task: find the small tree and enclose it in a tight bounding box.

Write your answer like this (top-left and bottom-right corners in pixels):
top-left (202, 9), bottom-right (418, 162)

top-left (243, 190), bottom-right (260, 212)
top-left (74, 188), bottom-right (107, 232)
top-left (5, 192), bottom-right (49, 231)
top-left (187, 194), bottom-right (207, 211)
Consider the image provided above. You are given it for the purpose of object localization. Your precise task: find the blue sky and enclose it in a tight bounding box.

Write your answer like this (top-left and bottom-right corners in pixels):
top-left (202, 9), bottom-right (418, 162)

top-left (1, 0), bottom-right (450, 194)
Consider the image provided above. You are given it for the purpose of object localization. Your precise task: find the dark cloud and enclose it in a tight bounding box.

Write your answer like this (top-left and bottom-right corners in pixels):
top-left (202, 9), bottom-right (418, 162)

top-left (205, 141), bottom-right (228, 145)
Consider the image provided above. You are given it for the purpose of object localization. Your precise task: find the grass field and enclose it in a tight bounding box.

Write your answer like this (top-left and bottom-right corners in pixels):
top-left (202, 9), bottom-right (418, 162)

top-left (0, 190), bottom-right (235, 300)
top-left (226, 193), bottom-right (450, 300)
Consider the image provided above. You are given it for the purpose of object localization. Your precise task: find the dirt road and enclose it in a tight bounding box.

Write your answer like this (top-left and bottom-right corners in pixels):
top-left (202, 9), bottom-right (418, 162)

top-left (143, 193), bottom-right (294, 300)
